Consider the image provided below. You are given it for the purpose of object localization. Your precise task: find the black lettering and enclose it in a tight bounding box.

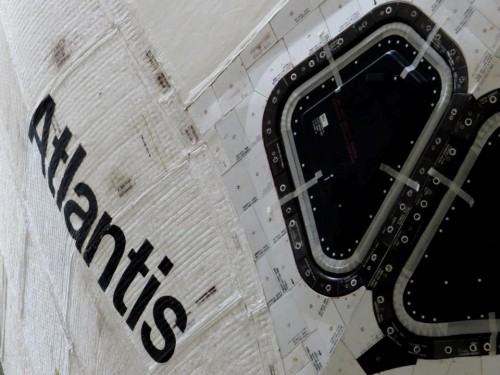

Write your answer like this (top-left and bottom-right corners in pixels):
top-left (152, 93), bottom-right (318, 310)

top-left (141, 296), bottom-right (187, 363)
top-left (126, 277), bottom-right (160, 330)
top-left (158, 256), bottom-right (174, 276)
top-left (63, 182), bottom-right (98, 251)
top-left (126, 256), bottom-right (173, 330)
top-left (29, 96), bottom-right (189, 364)
top-left (113, 240), bottom-right (154, 316)
top-left (48, 127), bottom-right (72, 196)
top-left (84, 211), bottom-right (126, 291)
top-left (56, 145), bottom-right (86, 209)
top-left (28, 95), bottom-right (55, 176)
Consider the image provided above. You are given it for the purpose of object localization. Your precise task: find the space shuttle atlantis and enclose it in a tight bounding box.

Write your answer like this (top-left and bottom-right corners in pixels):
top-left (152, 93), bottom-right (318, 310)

top-left (1, 0), bottom-right (500, 374)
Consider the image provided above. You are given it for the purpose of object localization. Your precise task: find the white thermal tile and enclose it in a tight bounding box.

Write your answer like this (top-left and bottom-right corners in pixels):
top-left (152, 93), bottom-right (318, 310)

top-left (467, 10), bottom-right (500, 51)
top-left (437, 0), bottom-right (500, 51)
top-left (445, 357), bottom-right (482, 375)
top-left (321, 0), bottom-right (363, 35)
top-left (204, 127), bottom-right (232, 175)
top-left (323, 339), bottom-right (366, 375)
top-left (284, 8), bottom-right (330, 65)
top-left (254, 189), bottom-right (288, 247)
top-left (293, 282), bottom-right (333, 327)
top-left (473, 56), bottom-right (500, 98)
top-left (302, 331), bottom-right (331, 373)
top-left (212, 57), bottom-right (254, 114)
top-left (474, 0), bottom-right (500, 29)
top-left (296, 362), bottom-right (317, 375)
top-left (481, 355), bottom-right (500, 375)
top-left (270, 292), bottom-right (310, 356)
top-left (239, 206), bottom-right (270, 260)
top-left (455, 24), bottom-right (495, 91)
top-left (242, 142), bottom-right (274, 199)
top-left (222, 161), bottom-right (258, 216)
top-left (380, 365), bottom-right (415, 375)
top-left (188, 86), bottom-right (223, 135)
top-left (248, 40), bottom-right (293, 97)
top-left (357, 0), bottom-right (385, 15)
top-left (342, 290), bottom-right (384, 358)
top-left (266, 236), bottom-right (301, 292)
top-left (417, 0), bottom-right (444, 16)
top-left (438, 0), bottom-right (471, 20)
top-left (310, 0), bottom-right (327, 9)
top-left (241, 24), bottom-right (279, 69)
top-left (215, 110), bottom-right (250, 165)
top-left (271, 0), bottom-right (315, 39)
top-left (332, 286), bottom-right (366, 325)
top-left (413, 359), bottom-right (453, 375)
top-left (293, 283), bottom-right (345, 355)
top-left (235, 91), bottom-right (268, 145)
top-left (283, 344), bottom-right (311, 375)
top-left (316, 305), bottom-right (345, 352)
top-left (256, 255), bottom-right (284, 306)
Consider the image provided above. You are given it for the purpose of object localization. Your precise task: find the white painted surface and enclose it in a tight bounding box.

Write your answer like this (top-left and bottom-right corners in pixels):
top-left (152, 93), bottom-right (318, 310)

top-left (127, 0), bottom-right (286, 103)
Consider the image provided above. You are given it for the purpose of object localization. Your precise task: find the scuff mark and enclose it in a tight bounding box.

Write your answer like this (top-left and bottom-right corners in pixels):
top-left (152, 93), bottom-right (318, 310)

top-left (250, 30), bottom-right (274, 58)
top-left (179, 122), bottom-right (200, 146)
top-left (111, 173), bottom-right (134, 198)
top-left (157, 73), bottom-right (170, 90)
top-left (52, 38), bottom-right (70, 68)
top-left (146, 50), bottom-right (171, 91)
top-left (195, 286), bottom-right (217, 305)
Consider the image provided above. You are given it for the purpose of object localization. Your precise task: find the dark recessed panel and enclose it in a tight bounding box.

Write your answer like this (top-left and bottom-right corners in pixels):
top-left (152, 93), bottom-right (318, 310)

top-left (291, 38), bottom-right (440, 260)
top-left (403, 127), bottom-right (500, 323)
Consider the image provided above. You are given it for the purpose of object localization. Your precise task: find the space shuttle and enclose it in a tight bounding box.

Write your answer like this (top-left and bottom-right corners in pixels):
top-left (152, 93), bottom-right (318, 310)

top-left (0, 0), bottom-right (499, 374)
